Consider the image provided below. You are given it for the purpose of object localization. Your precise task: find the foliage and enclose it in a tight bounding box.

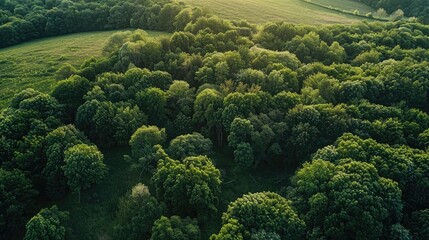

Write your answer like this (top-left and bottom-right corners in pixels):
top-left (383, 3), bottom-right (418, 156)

top-left (51, 75), bottom-right (91, 120)
top-left (43, 125), bottom-right (88, 199)
top-left (0, 0), bottom-right (199, 48)
top-left (115, 183), bottom-right (166, 240)
top-left (314, 133), bottom-right (429, 210)
top-left (288, 159), bottom-right (403, 239)
top-left (0, 168), bottom-right (37, 238)
top-left (62, 144), bottom-right (107, 202)
top-left (167, 132), bottom-right (213, 160)
top-left (152, 155), bottom-right (222, 219)
top-left (3, 1), bottom-right (429, 239)
top-left (410, 209), bottom-right (429, 240)
top-left (24, 205), bottom-right (69, 240)
top-left (211, 192), bottom-right (305, 239)
top-left (151, 216), bottom-right (200, 240)
top-left (128, 125), bottom-right (167, 170)
top-left (233, 142), bottom-right (254, 169)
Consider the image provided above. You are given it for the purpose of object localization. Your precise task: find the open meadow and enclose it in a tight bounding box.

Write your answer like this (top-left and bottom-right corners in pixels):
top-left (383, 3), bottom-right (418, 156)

top-left (0, 30), bottom-right (168, 108)
top-left (184, 0), bottom-right (375, 24)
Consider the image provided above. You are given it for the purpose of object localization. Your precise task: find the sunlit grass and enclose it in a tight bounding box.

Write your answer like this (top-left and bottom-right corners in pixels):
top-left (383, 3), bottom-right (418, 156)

top-left (0, 30), bottom-right (168, 109)
top-left (184, 0), bottom-right (375, 24)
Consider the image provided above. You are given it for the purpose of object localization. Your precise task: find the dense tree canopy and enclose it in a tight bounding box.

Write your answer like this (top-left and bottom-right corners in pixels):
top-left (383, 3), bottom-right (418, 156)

top-left (24, 205), bottom-right (68, 240)
top-left (2, 1), bottom-right (429, 238)
top-left (62, 144), bottom-right (107, 202)
top-left (151, 216), bottom-right (200, 240)
top-left (43, 125), bottom-right (88, 199)
top-left (211, 192), bottom-right (305, 240)
top-left (0, 0), bottom-right (209, 48)
top-left (288, 159), bottom-right (403, 239)
top-left (152, 155), bottom-right (222, 219)
top-left (0, 168), bottom-right (37, 238)
top-left (167, 132), bottom-right (212, 160)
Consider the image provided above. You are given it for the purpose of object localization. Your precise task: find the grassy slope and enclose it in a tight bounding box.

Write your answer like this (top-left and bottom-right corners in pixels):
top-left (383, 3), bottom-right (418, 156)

top-left (0, 30), bottom-right (168, 109)
top-left (184, 0), bottom-right (375, 24)
top-left (311, 0), bottom-right (374, 14)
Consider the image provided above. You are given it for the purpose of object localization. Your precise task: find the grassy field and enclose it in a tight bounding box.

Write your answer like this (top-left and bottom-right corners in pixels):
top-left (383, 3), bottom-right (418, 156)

top-left (0, 30), bottom-right (168, 109)
top-left (311, 0), bottom-right (374, 14)
top-left (185, 0), bottom-right (375, 24)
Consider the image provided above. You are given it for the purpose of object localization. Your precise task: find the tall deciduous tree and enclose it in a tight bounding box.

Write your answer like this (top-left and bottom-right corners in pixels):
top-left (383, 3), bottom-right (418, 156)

top-left (43, 125), bottom-right (88, 199)
top-left (128, 125), bottom-right (167, 170)
top-left (289, 159), bottom-right (403, 239)
top-left (24, 205), bottom-right (69, 240)
top-left (115, 183), bottom-right (166, 240)
top-left (211, 192), bottom-right (305, 240)
top-left (62, 144), bottom-right (107, 203)
top-left (167, 132), bottom-right (212, 160)
top-left (151, 216), bottom-right (200, 240)
top-left (152, 155), bottom-right (222, 219)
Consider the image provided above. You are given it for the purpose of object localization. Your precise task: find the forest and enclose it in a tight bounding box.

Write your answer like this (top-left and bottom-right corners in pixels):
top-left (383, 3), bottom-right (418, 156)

top-left (1, 0), bottom-right (429, 239)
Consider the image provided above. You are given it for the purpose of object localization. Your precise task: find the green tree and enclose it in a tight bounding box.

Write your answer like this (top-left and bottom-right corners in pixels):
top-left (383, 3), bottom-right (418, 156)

top-left (19, 93), bottom-right (62, 119)
top-left (113, 105), bottom-right (147, 146)
top-left (152, 155), bottom-right (222, 219)
top-left (193, 88), bottom-right (224, 146)
top-left (410, 209), bottom-right (429, 240)
top-left (233, 142), bottom-right (254, 169)
top-left (227, 118), bottom-right (254, 148)
top-left (55, 63), bottom-right (78, 80)
top-left (151, 216), bottom-right (200, 240)
top-left (136, 87), bottom-right (167, 125)
top-left (128, 125), bottom-right (167, 170)
top-left (10, 88), bottom-right (41, 109)
top-left (289, 159), bottom-right (403, 239)
top-left (390, 9), bottom-right (404, 21)
top-left (24, 205), bottom-right (69, 240)
top-left (0, 169), bottom-right (37, 237)
top-left (62, 144), bottom-right (107, 203)
top-left (167, 132), bottom-right (213, 160)
top-left (43, 125), bottom-right (88, 199)
top-left (115, 183), bottom-right (166, 240)
top-left (388, 224), bottom-right (412, 240)
top-left (211, 192), bottom-right (305, 240)
top-left (52, 76), bottom-right (91, 119)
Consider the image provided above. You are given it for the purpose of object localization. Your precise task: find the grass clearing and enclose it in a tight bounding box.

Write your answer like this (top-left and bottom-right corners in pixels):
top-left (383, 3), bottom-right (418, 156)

top-left (49, 147), bottom-right (142, 240)
top-left (184, 0), bottom-right (375, 24)
top-left (0, 30), bottom-right (168, 109)
top-left (42, 147), bottom-right (290, 239)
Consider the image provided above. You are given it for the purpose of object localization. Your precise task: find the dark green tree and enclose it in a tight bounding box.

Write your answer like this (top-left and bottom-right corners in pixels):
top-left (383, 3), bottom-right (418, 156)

top-left (167, 132), bottom-right (212, 160)
top-left (24, 205), bottom-right (69, 240)
top-left (151, 216), bottom-right (200, 240)
top-left (43, 125), bottom-right (88, 199)
top-left (211, 192), bottom-right (305, 240)
top-left (62, 144), bottom-right (107, 203)
top-left (115, 183), bottom-right (166, 240)
top-left (152, 155), bottom-right (222, 219)
top-left (0, 169), bottom-right (37, 237)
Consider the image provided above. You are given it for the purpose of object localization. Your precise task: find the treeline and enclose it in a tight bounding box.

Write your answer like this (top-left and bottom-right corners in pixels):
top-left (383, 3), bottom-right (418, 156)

top-left (353, 0), bottom-right (429, 23)
top-left (1, 8), bottom-right (429, 240)
top-left (0, 0), bottom-right (210, 48)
